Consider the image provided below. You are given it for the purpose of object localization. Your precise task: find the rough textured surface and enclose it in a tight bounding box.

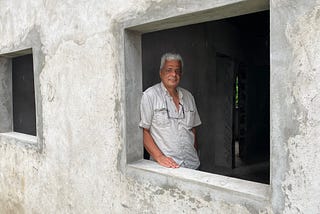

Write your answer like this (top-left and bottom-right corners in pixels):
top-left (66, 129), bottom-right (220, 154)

top-left (0, 57), bottom-right (12, 132)
top-left (281, 5), bottom-right (320, 214)
top-left (270, 1), bottom-right (320, 213)
top-left (1, 0), bottom-right (320, 213)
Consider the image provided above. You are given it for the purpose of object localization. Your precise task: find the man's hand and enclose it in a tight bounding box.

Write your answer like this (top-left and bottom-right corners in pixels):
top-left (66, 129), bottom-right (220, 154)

top-left (143, 128), bottom-right (179, 168)
top-left (155, 155), bottom-right (180, 168)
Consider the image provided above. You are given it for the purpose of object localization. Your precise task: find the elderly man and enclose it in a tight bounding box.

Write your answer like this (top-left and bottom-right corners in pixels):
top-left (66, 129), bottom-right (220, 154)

top-left (139, 53), bottom-right (201, 169)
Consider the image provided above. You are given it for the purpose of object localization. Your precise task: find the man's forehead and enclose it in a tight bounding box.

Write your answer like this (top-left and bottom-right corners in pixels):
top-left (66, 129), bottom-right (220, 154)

top-left (164, 60), bottom-right (181, 66)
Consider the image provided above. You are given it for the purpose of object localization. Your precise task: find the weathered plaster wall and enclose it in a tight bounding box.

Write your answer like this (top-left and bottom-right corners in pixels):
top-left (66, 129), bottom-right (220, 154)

top-left (0, 0), bottom-right (319, 213)
top-left (0, 57), bottom-right (12, 132)
top-left (271, 1), bottom-right (320, 213)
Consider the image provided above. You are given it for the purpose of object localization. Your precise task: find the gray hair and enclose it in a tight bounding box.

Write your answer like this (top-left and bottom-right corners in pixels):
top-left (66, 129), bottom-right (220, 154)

top-left (160, 53), bottom-right (184, 71)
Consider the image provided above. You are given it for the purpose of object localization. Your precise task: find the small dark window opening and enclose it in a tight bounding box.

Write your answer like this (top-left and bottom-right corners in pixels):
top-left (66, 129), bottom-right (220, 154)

top-left (12, 54), bottom-right (36, 136)
top-left (142, 10), bottom-right (270, 184)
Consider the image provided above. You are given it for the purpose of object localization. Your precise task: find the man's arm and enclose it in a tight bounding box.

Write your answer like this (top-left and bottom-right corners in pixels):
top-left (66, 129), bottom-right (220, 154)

top-left (143, 128), bottom-right (179, 168)
top-left (192, 128), bottom-right (198, 151)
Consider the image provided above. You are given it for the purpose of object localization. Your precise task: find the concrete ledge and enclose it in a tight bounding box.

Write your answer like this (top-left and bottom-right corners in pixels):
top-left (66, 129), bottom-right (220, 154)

top-left (0, 132), bottom-right (38, 150)
top-left (127, 160), bottom-right (269, 203)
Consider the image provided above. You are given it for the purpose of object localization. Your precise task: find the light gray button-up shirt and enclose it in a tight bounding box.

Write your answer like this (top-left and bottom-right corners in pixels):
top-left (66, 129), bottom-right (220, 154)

top-left (139, 82), bottom-right (201, 169)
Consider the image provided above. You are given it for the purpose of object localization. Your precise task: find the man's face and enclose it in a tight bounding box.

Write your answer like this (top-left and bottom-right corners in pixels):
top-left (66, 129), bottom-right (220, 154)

top-left (160, 60), bottom-right (182, 90)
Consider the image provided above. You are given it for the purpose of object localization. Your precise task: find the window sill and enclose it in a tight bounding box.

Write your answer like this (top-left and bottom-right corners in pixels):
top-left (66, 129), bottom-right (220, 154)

top-left (0, 132), bottom-right (38, 150)
top-left (127, 159), bottom-right (269, 203)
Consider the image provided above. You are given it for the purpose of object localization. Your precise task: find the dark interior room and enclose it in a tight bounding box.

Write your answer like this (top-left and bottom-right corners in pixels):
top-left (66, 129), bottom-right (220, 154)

top-left (142, 10), bottom-right (270, 184)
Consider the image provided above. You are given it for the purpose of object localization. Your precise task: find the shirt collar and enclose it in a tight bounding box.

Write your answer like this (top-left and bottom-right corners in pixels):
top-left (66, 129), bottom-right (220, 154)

top-left (160, 82), bottom-right (184, 101)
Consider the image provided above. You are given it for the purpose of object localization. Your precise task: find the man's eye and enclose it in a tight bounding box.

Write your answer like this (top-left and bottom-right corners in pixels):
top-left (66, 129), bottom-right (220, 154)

top-left (164, 68), bottom-right (181, 75)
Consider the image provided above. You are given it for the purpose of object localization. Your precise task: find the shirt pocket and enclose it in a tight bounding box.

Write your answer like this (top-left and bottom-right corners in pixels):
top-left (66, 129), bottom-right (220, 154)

top-left (153, 108), bottom-right (170, 127)
top-left (183, 108), bottom-right (195, 128)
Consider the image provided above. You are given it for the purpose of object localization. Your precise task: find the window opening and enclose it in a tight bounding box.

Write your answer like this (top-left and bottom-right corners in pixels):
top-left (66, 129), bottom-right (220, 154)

top-left (141, 10), bottom-right (270, 184)
top-left (12, 54), bottom-right (36, 136)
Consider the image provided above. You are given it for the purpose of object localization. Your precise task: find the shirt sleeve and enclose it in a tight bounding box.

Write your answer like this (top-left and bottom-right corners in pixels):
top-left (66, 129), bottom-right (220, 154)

top-left (139, 92), bottom-right (153, 129)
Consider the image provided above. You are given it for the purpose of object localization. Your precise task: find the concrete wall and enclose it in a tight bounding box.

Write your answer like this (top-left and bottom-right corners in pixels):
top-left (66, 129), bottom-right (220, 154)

top-left (271, 1), bottom-right (320, 213)
top-left (0, 0), bottom-right (319, 213)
